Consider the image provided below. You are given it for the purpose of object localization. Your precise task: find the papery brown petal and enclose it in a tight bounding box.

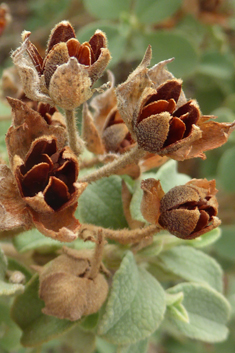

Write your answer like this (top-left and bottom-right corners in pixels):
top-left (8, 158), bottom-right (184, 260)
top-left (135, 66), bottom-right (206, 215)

top-left (26, 40), bottom-right (44, 75)
top-left (188, 216), bottom-right (221, 239)
top-left (149, 79), bottom-right (182, 103)
top-left (44, 176), bottom-right (70, 211)
top-left (135, 112), bottom-right (171, 153)
top-left (67, 38), bottom-right (81, 58)
top-left (115, 46), bottom-right (152, 134)
top-left (138, 99), bottom-right (176, 123)
top-left (88, 47), bottom-right (111, 84)
top-left (46, 21), bottom-right (76, 54)
top-left (43, 42), bottom-right (70, 88)
top-left (163, 117), bottom-right (186, 146)
top-left (58, 146), bottom-right (79, 180)
top-left (89, 31), bottom-right (106, 60)
top-left (6, 98), bottom-right (67, 165)
top-left (82, 103), bottom-right (105, 154)
top-left (160, 185), bottom-right (200, 212)
top-left (159, 124), bottom-right (202, 160)
top-left (91, 71), bottom-right (117, 132)
top-left (77, 42), bottom-right (94, 66)
top-left (141, 178), bottom-right (165, 224)
top-left (0, 165), bottom-right (32, 231)
top-left (37, 102), bottom-right (57, 124)
top-left (140, 154), bottom-right (168, 173)
top-left (102, 123), bottom-right (129, 153)
top-left (22, 137), bottom-right (57, 173)
top-left (174, 100), bottom-right (200, 137)
top-left (159, 208), bottom-right (200, 238)
top-left (185, 120), bottom-right (235, 160)
top-left (30, 202), bottom-right (80, 242)
top-left (193, 210), bottom-right (210, 234)
top-left (187, 178), bottom-right (217, 195)
top-left (21, 163), bottom-right (50, 197)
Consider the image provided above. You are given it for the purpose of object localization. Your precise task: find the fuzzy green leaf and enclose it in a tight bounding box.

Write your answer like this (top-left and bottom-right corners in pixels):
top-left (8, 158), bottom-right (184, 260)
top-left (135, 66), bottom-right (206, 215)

top-left (217, 146), bottom-right (235, 192)
top-left (143, 32), bottom-right (198, 78)
top-left (214, 225), bottom-right (235, 261)
top-left (0, 299), bottom-right (22, 352)
top-left (11, 275), bottom-right (75, 347)
top-left (77, 175), bottom-right (128, 229)
top-left (134, 0), bottom-right (181, 24)
top-left (13, 228), bottom-right (95, 253)
top-left (117, 338), bottom-right (149, 353)
top-left (98, 251), bottom-right (166, 345)
top-left (0, 247), bottom-right (24, 296)
top-left (130, 160), bottom-right (190, 223)
top-left (166, 283), bottom-right (231, 342)
top-left (83, 0), bottom-right (132, 20)
top-left (157, 246), bottom-right (223, 292)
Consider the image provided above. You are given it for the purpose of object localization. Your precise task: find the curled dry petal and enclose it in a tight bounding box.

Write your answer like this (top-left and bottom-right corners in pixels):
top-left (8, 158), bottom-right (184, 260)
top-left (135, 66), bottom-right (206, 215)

top-left (6, 97), bottom-right (67, 167)
top-left (0, 164), bottom-right (32, 231)
top-left (141, 178), bottom-right (165, 224)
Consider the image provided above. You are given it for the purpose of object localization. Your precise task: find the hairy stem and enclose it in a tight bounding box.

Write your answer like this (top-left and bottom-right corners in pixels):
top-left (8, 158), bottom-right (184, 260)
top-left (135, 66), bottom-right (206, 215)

top-left (79, 223), bottom-right (161, 245)
top-left (65, 109), bottom-right (84, 156)
top-left (79, 145), bottom-right (146, 183)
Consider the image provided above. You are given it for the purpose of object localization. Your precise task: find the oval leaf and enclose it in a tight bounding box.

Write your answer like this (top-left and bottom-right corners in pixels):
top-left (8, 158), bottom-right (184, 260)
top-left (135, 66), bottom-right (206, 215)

top-left (166, 283), bottom-right (231, 342)
top-left (157, 246), bottom-right (223, 292)
top-left (98, 251), bottom-right (166, 345)
top-left (77, 175), bottom-right (128, 229)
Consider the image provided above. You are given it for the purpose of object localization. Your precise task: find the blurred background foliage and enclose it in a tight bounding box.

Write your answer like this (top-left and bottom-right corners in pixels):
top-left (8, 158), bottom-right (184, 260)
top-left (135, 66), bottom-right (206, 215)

top-left (1, 0), bottom-right (235, 352)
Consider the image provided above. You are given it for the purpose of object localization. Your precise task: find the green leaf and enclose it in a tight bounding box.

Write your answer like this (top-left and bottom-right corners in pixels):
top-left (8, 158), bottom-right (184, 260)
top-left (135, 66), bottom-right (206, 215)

top-left (143, 32), bottom-right (198, 78)
top-left (77, 175), bottom-right (128, 229)
top-left (13, 228), bottom-right (95, 253)
top-left (0, 246), bottom-right (7, 279)
top-left (11, 275), bottom-right (75, 347)
top-left (77, 22), bottom-right (126, 66)
top-left (60, 324), bottom-right (96, 353)
top-left (0, 299), bottom-right (22, 352)
top-left (166, 283), bottom-right (231, 342)
top-left (96, 337), bottom-right (116, 353)
top-left (157, 246), bottom-right (223, 292)
top-left (83, 0), bottom-right (132, 20)
top-left (0, 101), bottom-right (11, 117)
top-left (134, 0), bottom-right (181, 24)
top-left (7, 257), bottom-right (33, 283)
top-left (185, 228), bottom-right (221, 248)
top-left (166, 292), bottom-right (189, 323)
top-left (117, 338), bottom-right (149, 353)
top-left (98, 251), bottom-right (166, 345)
top-left (217, 146), bottom-right (235, 192)
top-left (130, 160), bottom-right (190, 223)
top-left (198, 52), bottom-right (234, 80)
top-left (0, 247), bottom-right (25, 296)
top-left (214, 225), bottom-right (235, 261)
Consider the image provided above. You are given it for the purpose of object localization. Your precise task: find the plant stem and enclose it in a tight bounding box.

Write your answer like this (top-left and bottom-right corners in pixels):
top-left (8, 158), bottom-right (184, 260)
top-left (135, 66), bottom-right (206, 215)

top-left (79, 145), bottom-right (146, 183)
top-left (65, 109), bottom-right (84, 156)
top-left (79, 223), bottom-right (161, 245)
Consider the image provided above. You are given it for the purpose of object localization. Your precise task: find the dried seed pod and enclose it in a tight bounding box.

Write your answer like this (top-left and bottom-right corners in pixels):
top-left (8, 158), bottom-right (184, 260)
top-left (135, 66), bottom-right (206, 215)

top-left (12, 21), bottom-right (111, 109)
top-left (39, 236), bottom-right (108, 321)
top-left (158, 179), bottom-right (220, 239)
top-left (116, 47), bottom-right (235, 161)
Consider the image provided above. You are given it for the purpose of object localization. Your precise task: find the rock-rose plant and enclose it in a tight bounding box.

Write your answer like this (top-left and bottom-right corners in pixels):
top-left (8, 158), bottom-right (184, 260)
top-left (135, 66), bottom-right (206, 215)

top-left (0, 20), bottom-right (234, 352)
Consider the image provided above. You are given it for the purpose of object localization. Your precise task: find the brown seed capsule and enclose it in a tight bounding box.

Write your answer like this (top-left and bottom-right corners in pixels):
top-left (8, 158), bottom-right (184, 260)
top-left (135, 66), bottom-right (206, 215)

top-left (12, 21), bottom-right (111, 109)
top-left (39, 237), bottom-right (108, 321)
top-left (158, 179), bottom-right (221, 239)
